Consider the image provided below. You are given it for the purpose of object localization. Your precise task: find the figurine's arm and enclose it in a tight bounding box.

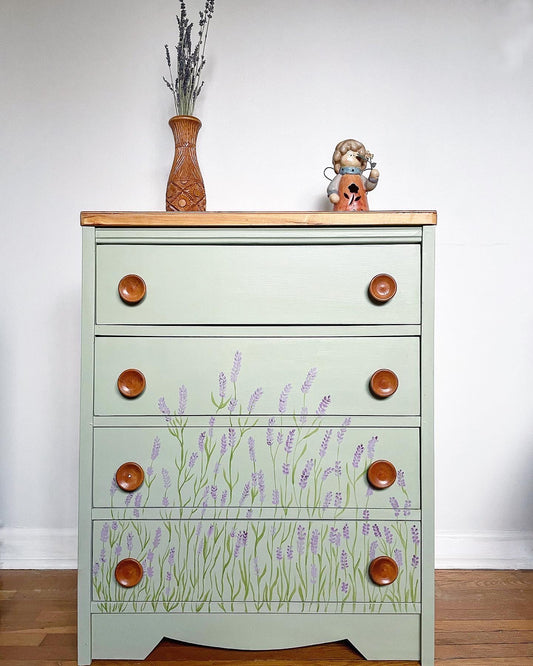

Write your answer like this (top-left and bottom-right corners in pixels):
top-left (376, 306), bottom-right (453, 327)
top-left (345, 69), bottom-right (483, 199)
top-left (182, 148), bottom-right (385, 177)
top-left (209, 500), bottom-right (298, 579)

top-left (327, 173), bottom-right (341, 203)
top-left (364, 169), bottom-right (380, 192)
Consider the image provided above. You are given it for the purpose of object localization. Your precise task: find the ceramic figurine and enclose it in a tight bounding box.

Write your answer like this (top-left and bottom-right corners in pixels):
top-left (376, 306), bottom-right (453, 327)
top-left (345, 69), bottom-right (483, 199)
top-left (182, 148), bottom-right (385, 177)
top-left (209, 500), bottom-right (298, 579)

top-left (327, 139), bottom-right (379, 211)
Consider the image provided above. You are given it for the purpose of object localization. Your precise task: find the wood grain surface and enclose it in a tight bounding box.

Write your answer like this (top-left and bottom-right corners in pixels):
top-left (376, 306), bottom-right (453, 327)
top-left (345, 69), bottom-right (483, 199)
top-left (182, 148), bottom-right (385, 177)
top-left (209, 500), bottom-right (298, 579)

top-left (0, 569), bottom-right (531, 665)
top-left (80, 211), bottom-right (437, 227)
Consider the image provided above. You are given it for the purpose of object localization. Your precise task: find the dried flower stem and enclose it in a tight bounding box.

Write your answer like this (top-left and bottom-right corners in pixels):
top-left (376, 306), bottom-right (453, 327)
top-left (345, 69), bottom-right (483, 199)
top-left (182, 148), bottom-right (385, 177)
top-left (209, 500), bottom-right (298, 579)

top-left (163, 0), bottom-right (215, 117)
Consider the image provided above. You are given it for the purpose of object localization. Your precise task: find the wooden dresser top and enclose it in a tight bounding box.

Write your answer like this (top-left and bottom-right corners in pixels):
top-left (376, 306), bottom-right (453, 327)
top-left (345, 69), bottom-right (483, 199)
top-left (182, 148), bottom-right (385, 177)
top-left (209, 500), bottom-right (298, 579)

top-left (80, 211), bottom-right (437, 227)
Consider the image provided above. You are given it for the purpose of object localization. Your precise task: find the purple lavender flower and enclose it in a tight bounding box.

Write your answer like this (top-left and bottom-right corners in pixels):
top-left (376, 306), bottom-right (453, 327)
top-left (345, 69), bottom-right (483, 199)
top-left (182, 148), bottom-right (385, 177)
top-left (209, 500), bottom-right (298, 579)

top-left (341, 581), bottom-right (349, 594)
top-left (366, 486), bottom-right (374, 497)
top-left (92, 562), bottom-right (100, 576)
top-left (369, 540), bottom-right (378, 560)
top-left (403, 499), bottom-right (412, 516)
top-left (411, 554), bottom-right (420, 568)
top-left (343, 523), bottom-right (350, 540)
top-left (197, 538), bottom-right (204, 556)
top-left (384, 526), bottom-right (393, 544)
top-left (367, 436), bottom-right (377, 461)
top-left (340, 550), bottom-right (349, 570)
top-left (169, 546), bottom-right (176, 566)
top-left (394, 548), bottom-right (403, 567)
top-left (329, 527), bottom-right (341, 547)
top-left (319, 429), bottom-right (332, 458)
top-left (188, 452), bottom-right (198, 469)
top-left (299, 459), bottom-right (314, 489)
top-left (372, 524), bottom-right (382, 538)
top-left (196, 522), bottom-right (202, 537)
top-left (228, 398), bottom-right (237, 413)
top-left (220, 489), bottom-right (228, 507)
top-left (126, 533), bottom-right (133, 553)
top-left (110, 477), bottom-right (119, 496)
top-left (397, 469), bottom-right (406, 487)
top-left (334, 460), bottom-right (342, 477)
top-left (248, 387), bottom-right (263, 413)
top-left (362, 522), bottom-right (370, 536)
top-left (334, 492), bottom-right (343, 508)
top-left (278, 383), bottom-right (292, 413)
top-left (310, 529), bottom-right (319, 555)
top-left (277, 430), bottom-right (283, 446)
top-left (153, 527), bottom-right (161, 549)
top-left (133, 493), bottom-right (142, 517)
top-left (297, 525), bottom-right (307, 554)
top-left (299, 407), bottom-right (308, 425)
top-left (99, 547), bottom-right (106, 564)
top-left (276, 546), bottom-right (283, 561)
top-left (322, 467), bottom-right (334, 481)
top-left (246, 508), bottom-right (253, 519)
top-left (336, 417), bottom-right (351, 445)
top-left (286, 545), bottom-right (294, 560)
top-left (323, 491), bottom-right (333, 509)
top-left (272, 489), bottom-right (280, 506)
top-left (352, 444), bottom-right (364, 468)
top-left (162, 496), bottom-right (169, 507)
top-left (178, 385), bottom-right (187, 415)
top-left (390, 496), bottom-right (400, 517)
top-left (124, 493), bottom-right (133, 507)
top-left (208, 415), bottom-right (215, 437)
top-left (112, 520), bottom-right (117, 530)
top-left (146, 466), bottom-right (154, 477)
top-left (231, 351), bottom-right (242, 383)
top-left (158, 397), bottom-right (171, 421)
top-left (219, 371), bottom-right (227, 399)
top-left (282, 462), bottom-right (290, 476)
top-left (198, 431), bottom-right (206, 453)
top-left (284, 429), bottom-right (296, 454)
top-left (147, 550), bottom-right (154, 563)
top-left (146, 566), bottom-right (154, 579)
top-left (253, 557), bottom-right (260, 576)
top-left (248, 436), bottom-right (256, 463)
top-left (162, 468), bottom-right (171, 489)
top-left (211, 485), bottom-right (217, 501)
top-left (228, 427), bottom-right (236, 448)
top-left (251, 472), bottom-right (258, 488)
top-left (151, 437), bottom-right (161, 461)
top-left (115, 544), bottom-right (122, 558)
top-left (220, 434), bottom-right (227, 456)
top-left (316, 395), bottom-right (331, 416)
top-left (363, 509), bottom-right (370, 520)
top-left (301, 367), bottom-right (318, 394)
top-left (266, 419), bottom-right (275, 446)
top-left (239, 481), bottom-right (251, 506)
top-left (258, 470), bottom-right (265, 503)
top-left (100, 523), bottom-right (109, 543)
top-left (411, 525), bottom-right (420, 545)
top-left (310, 563), bottom-right (317, 584)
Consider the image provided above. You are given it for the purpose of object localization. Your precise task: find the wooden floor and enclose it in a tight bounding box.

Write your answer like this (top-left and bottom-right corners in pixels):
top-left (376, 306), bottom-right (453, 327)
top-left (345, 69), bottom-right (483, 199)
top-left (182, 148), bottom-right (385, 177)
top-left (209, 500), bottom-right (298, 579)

top-left (0, 570), bottom-right (531, 665)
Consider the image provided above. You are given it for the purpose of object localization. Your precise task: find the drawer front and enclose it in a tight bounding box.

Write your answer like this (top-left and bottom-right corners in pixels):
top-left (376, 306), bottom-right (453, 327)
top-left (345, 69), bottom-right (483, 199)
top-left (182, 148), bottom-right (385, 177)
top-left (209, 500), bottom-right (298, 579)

top-left (94, 336), bottom-right (420, 416)
top-left (94, 427), bottom-right (419, 512)
top-left (96, 243), bottom-right (420, 325)
top-left (92, 519), bottom-right (420, 610)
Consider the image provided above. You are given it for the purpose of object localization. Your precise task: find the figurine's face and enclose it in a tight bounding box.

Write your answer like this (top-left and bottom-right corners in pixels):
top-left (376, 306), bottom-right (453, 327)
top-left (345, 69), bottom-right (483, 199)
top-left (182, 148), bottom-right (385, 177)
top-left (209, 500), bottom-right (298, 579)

top-left (341, 150), bottom-right (364, 168)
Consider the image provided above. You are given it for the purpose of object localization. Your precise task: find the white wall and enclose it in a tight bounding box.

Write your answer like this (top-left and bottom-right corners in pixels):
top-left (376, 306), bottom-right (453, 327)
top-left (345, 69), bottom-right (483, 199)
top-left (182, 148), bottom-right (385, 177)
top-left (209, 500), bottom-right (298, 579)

top-left (1, 0), bottom-right (532, 568)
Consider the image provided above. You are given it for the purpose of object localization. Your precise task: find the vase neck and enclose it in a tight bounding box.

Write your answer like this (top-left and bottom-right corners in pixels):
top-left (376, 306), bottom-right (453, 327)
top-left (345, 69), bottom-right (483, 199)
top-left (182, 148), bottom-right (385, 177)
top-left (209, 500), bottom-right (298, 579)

top-left (169, 116), bottom-right (201, 146)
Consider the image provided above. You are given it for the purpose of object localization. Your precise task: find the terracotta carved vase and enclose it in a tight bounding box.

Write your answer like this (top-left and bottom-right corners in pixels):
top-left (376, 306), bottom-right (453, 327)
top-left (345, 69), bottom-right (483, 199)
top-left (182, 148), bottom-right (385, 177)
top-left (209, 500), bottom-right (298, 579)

top-left (165, 115), bottom-right (206, 211)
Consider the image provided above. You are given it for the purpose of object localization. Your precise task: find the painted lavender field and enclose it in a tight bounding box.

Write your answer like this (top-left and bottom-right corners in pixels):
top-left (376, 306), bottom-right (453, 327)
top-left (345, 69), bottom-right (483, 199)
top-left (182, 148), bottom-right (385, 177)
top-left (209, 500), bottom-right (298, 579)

top-left (94, 351), bottom-right (420, 614)
top-left (93, 518), bottom-right (420, 613)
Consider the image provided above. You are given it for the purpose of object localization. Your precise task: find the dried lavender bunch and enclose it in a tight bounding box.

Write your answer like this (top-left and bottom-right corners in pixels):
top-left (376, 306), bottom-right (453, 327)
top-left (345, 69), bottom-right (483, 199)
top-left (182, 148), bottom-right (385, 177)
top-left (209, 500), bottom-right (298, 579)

top-left (163, 0), bottom-right (215, 117)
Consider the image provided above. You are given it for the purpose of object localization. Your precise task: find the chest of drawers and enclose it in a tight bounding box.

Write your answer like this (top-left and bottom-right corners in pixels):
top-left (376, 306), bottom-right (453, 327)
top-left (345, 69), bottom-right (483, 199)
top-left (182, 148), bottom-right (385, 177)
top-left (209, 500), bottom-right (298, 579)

top-left (78, 211), bottom-right (436, 664)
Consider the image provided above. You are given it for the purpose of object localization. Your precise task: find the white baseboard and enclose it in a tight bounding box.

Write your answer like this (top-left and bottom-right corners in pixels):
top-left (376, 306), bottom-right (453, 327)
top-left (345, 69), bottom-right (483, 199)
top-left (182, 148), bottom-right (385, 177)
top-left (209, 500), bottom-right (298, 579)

top-left (1, 528), bottom-right (532, 570)
top-left (435, 530), bottom-right (533, 569)
top-left (0, 528), bottom-right (77, 569)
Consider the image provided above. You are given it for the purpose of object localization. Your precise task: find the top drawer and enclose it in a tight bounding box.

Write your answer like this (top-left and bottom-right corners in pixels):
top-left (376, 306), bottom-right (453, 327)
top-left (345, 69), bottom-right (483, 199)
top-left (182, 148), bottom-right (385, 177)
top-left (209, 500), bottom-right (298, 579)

top-left (95, 243), bottom-right (421, 325)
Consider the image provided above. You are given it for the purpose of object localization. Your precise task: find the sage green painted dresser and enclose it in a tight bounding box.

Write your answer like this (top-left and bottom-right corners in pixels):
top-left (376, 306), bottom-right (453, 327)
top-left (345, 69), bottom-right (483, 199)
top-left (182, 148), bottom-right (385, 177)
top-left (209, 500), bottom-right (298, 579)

top-left (78, 211), bottom-right (436, 664)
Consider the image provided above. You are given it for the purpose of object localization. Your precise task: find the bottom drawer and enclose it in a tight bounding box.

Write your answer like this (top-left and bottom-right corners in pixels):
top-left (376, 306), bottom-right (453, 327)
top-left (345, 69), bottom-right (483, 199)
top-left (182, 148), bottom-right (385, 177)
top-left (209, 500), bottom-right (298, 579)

top-left (92, 519), bottom-right (420, 612)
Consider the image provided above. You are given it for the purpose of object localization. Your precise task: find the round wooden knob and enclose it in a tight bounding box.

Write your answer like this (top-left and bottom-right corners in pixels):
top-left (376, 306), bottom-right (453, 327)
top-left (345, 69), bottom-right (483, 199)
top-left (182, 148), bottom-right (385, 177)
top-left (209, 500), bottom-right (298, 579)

top-left (369, 556), bottom-right (399, 586)
top-left (118, 274), bottom-right (146, 304)
top-left (115, 558), bottom-right (143, 588)
top-left (370, 369), bottom-right (398, 398)
top-left (115, 462), bottom-right (144, 492)
top-left (367, 460), bottom-right (397, 489)
top-left (117, 369), bottom-right (146, 398)
top-left (369, 274), bottom-right (397, 303)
